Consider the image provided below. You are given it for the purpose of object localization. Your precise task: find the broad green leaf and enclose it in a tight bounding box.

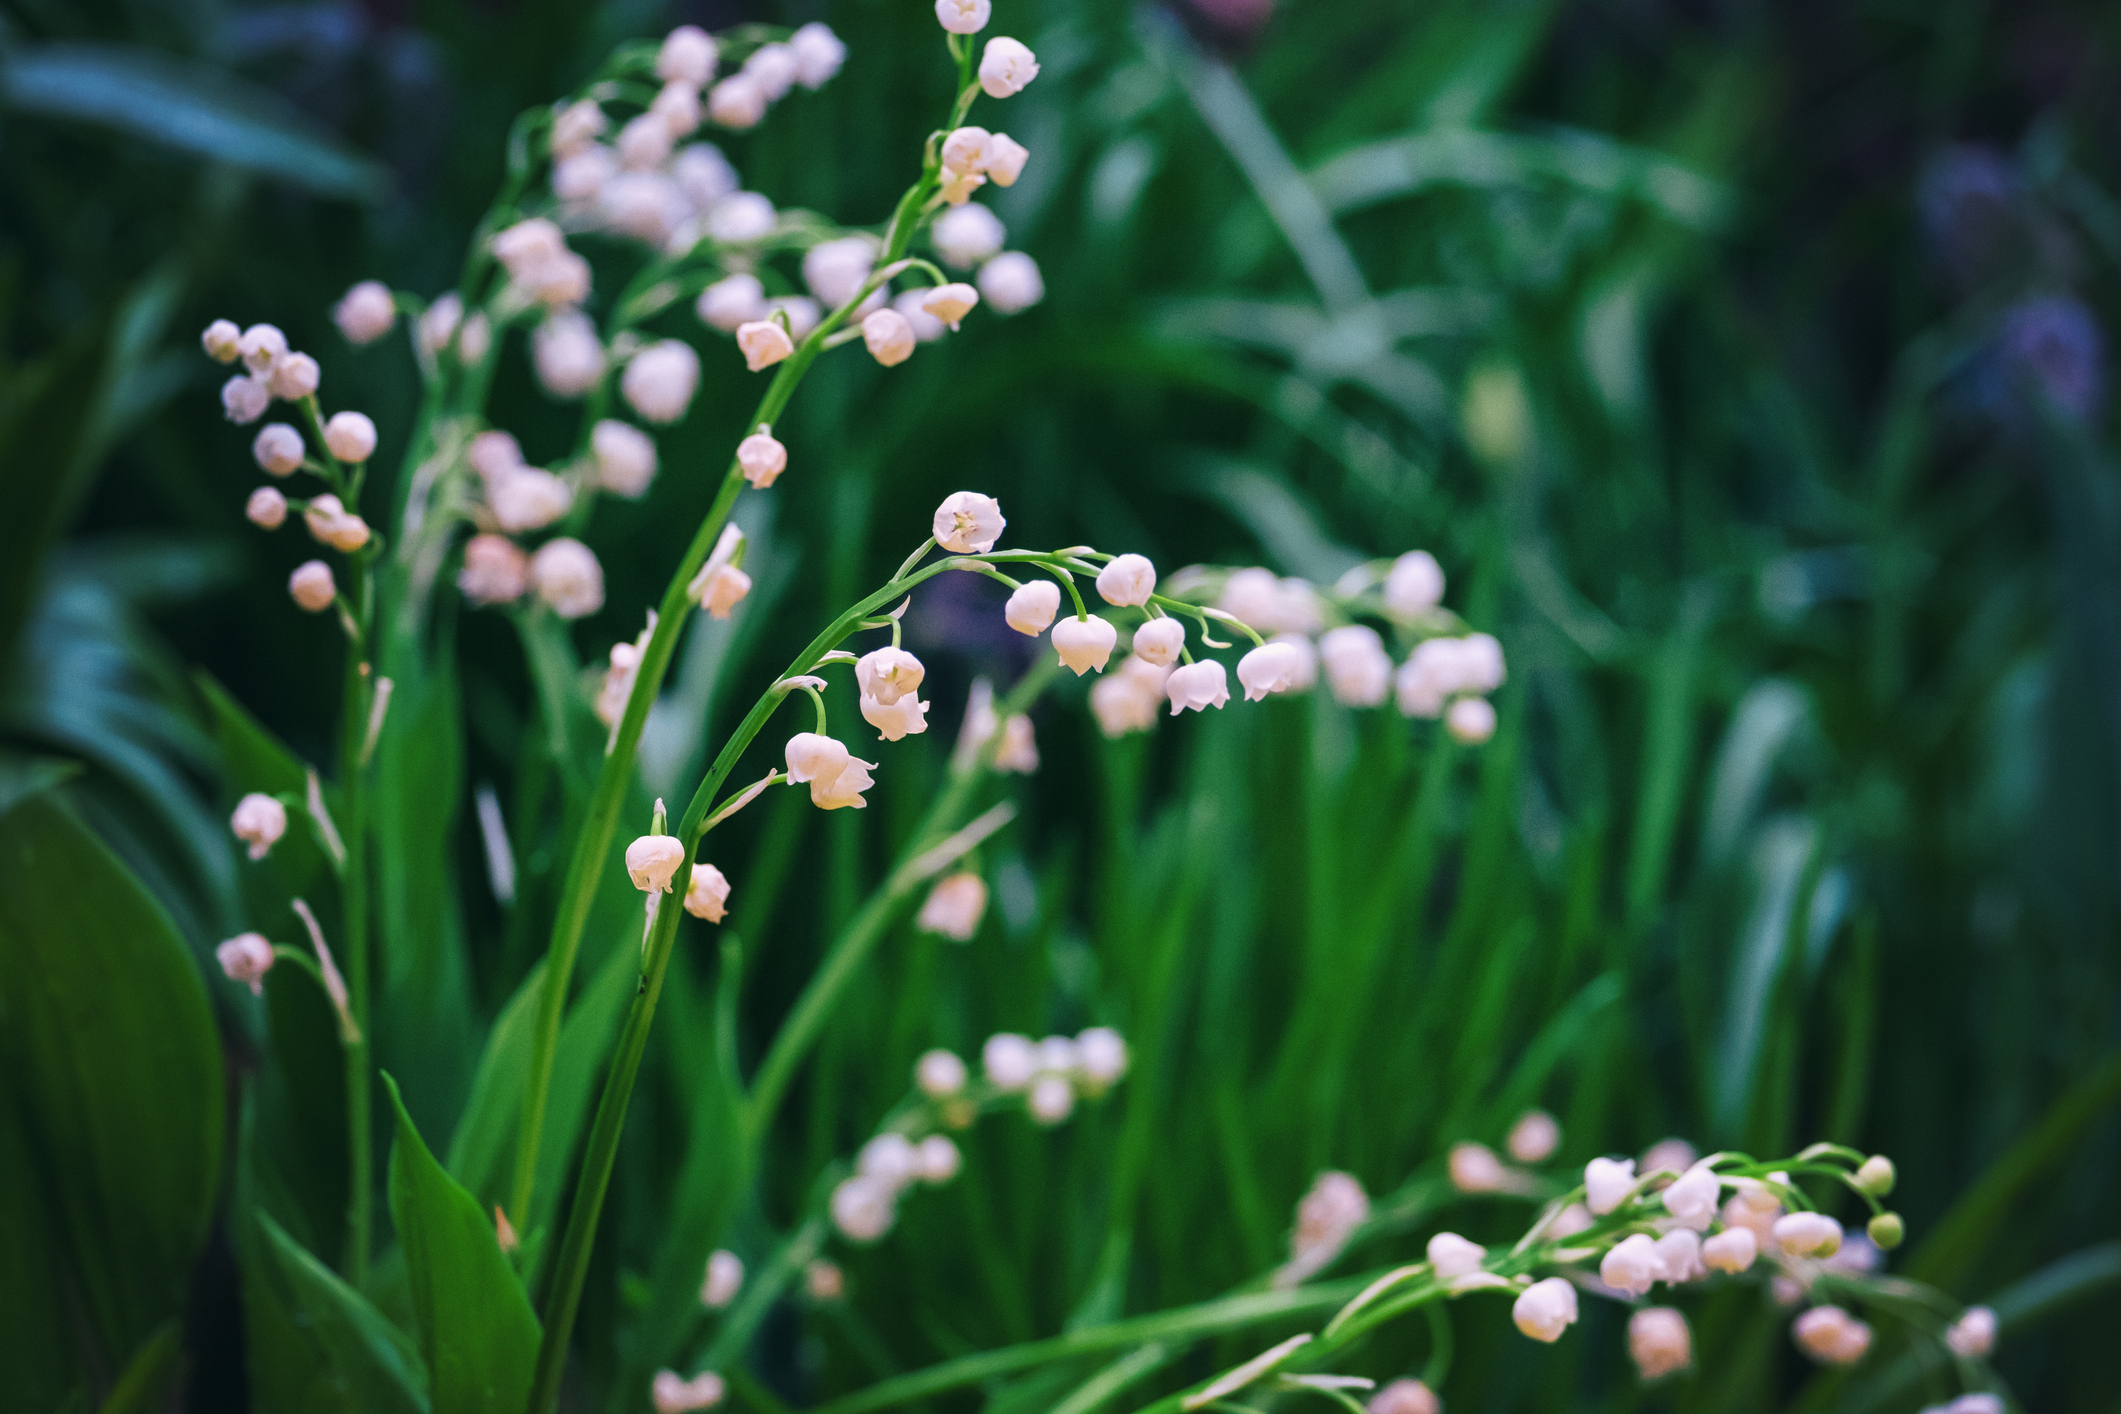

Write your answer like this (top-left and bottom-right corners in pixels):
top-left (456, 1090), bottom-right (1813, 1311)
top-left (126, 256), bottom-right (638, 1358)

top-left (248, 1211), bottom-right (430, 1414)
top-left (384, 1074), bottom-right (540, 1414)
top-left (0, 1083), bottom-right (79, 1410)
top-left (0, 43), bottom-right (385, 200)
top-left (0, 791), bottom-right (223, 1364)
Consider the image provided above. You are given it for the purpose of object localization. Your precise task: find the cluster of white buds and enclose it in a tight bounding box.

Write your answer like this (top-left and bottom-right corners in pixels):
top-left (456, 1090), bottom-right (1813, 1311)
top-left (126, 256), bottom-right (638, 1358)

top-left (977, 1027), bottom-right (1128, 1125)
top-left (203, 320), bottom-right (324, 425)
top-left (216, 932), bottom-right (276, 995)
top-left (1281, 1171), bottom-right (1370, 1283)
top-left (650, 1369), bottom-right (725, 1414)
top-left (829, 1130), bottom-right (963, 1244)
top-left (916, 872), bottom-right (987, 940)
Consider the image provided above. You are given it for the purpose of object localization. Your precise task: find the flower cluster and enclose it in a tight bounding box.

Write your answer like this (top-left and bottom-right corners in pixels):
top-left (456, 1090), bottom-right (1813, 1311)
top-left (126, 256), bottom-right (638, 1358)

top-left (201, 319), bottom-right (382, 615)
top-left (974, 1026), bottom-right (1129, 1126)
top-left (829, 1129), bottom-right (965, 1243)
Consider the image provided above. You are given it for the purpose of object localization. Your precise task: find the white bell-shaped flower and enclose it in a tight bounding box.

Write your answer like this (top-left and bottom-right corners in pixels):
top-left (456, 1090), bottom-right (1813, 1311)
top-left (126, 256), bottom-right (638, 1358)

top-left (1383, 550), bottom-right (1445, 615)
top-left (916, 1134), bottom-right (961, 1184)
top-left (684, 863), bottom-right (731, 922)
top-left (707, 73), bottom-right (766, 130)
top-left (334, 281), bottom-right (396, 345)
top-left (1426, 1231), bottom-right (1486, 1280)
top-left (916, 1049), bottom-right (968, 1098)
top-left (289, 560), bottom-right (337, 612)
top-left (252, 423), bottom-right (305, 476)
top-left (1235, 640), bottom-right (1306, 700)
top-left (1600, 1233), bottom-right (1667, 1298)
top-left (829, 1175), bottom-right (896, 1243)
top-left (1131, 617), bottom-right (1185, 667)
top-left (530, 538), bottom-right (605, 619)
top-left (977, 37), bottom-right (1039, 97)
top-left (1773, 1212), bottom-right (1843, 1258)
top-left (1662, 1163), bottom-right (1722, 1230)
top-left (1944, 1306), bottom-right (1995, 1358)
top-left (622, 340), bottom-right (701, 424)
top-left (246, 487), bottom-right (287, 530)
top-left (809, 757), bottom-right (876, 811)
top-left (1005, 579), bottom-right (1060, 635)
top-left (656, 25), bottom-right (718, 86)
top-left (698, 273), bottom-right (766, 331)
top-left (1369, 1381), bottom-right (1440, 1414)
top-left (803, 236), bottom-right (878, 309)
top-left (737, 430), bottom-right (787, 488)
top-left (916, 872), bottom-right (987, 940)
top-left (202, 319), bottom-right (242, 363)
top-left (856, 647), bottom-right (926, 706)
top-left (1076, 1027), bottom-right (1128, 1087)
top-left (323, 412), bottom-right (377, 463)
top-left (862, 309), bottom-right (916, 367)
top-left (735, 320), bottom-right (795, 373)
top-left (982, 1033), bottom-right (1036, 1090)
top-left (784, 732), bottom-right (850, 785)
top-left (238, 323), bottom-right (288, 374)
top-left (858, 1132), bottom-right (917, 1187)
top-left (626, 835), bottom-right (686, 893)
top-left (1512, 1278), bottom-right (1579, 1343)
top-left (932, 205), bottom-right (1006, 269)
top-left (231, 793), bottom-right (288, 860)
top-left (217, 933), bottom-right (276, 996)
top-left (932, 491), bottom-right (1005, 553)
top-left (700, 1250), bottom-right (743, 1309)
top-left (1656, 1229), bottom-right (1707, 1284)
top-left (489, 468), bottom-right (574, 533)
top-left (1701, 1227), bottom-right (1758, 1274)
top-left (1052, 616), bottom-right (1118, 675)
top-left (1027, 1074), bottom-right (1074, 1125)
top-left (1506, 1109), bottom-right (1560, 1163)
top-left (977, 252), bottom-right (1043, 314)
top-left (1584, 1156), bottom-right (1638, 1215)
top-left (985, 133), bottom-right (1029, 186)
top-left (1791, 1306), bottom-right (1871, 1365)
top-left (1447, 1142), bottom-right (1509, 1193)
top-left (789, 23), bottom-right (846, 89)
top-left (1095, 554), bottom-right (1156, 607)
top-left (860, 692), bottom-right (930, 742)
top-left (1446, 696), bottom-right (1496, 745)
top-left (1628, 1308), bottom-right (1692, 1380)
top-left (921, 283), bottom-right (979, 328)
top-left (1165, 660), bottom-right (1229, 715)
top-left (534, 310), bottom-right (606, 396)
top-left (706, 191), bottom-right (777, 244)
top-left (1318, 625), bottom-right (1392, 707)
top-left (222, 375), bottom-right (271, 425)
top-left (935, 0), bottom-right (990, 34)
top-left (651, 1370), bottom-right (725, 1414)
top-left (592, 419), bottom-right (659, 498)
top-left (459, 534), bottom-right (528, 605)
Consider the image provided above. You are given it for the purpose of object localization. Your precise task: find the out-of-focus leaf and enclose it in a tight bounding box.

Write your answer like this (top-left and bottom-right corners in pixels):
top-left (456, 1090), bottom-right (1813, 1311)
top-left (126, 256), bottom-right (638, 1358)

top-left (0, 1080), bottom-right (79, 1410)
top-left (384, 1074), bottom-right (540, 1414)
top-left (92, 1322), bottom-right (181, 1414)
top-left (0, 791), bottom-right (223, 1366)
top-left (248, 1210), bottom-right (430, 1414)
top-left (0, 43), bottom-right (386, 200)
top-left (0, 329), bottom-right (105, 677)
top-left (1310, 126), bottom-right (1730, 229)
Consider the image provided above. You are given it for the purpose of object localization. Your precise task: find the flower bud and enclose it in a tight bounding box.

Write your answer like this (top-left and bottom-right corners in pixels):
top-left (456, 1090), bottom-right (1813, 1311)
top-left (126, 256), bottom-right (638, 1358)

top-left (695, 276), bottom-right (764, 335)
top-left (684, 863), bottom-right (730, 922)
top-left (1601, 1233), bottom-right (1666, 1298)
top-left (1584, 1156), bottom-right (1638, 1215)
top-left (978, 37), bottom-right (1039, 98)
top-left (1132, 617), bottom-right (1185, 668)
top-left (1629, 1307), bottom-right (1692, 1380)
top-left (489, 468), bottom-right (573, 533)
top-left (530, 538), bottom-right (605, 618)
top-left (622, 341), bottom-right (701, 425)
top-left (1165, 659), bottom-right (1230, 715)
top-left (550, 98), bottom-right (608, 158)
top-left (862, 309), bottom-right (916, 367)
top-left (239, 323), bottom-right (288, 375)
top-left (230, 792), bottom-right (288, 860)
top-left (552, 147), bottom-right (614, 204)
top-left (932, 491), bottom-right (1006, 553)
top-left (1447, 1141), bottom-right (1508, 1193)
top-left (1368, 1380), bottom-right (1439, 1414)
top-left (736, 320), bottom-right (795, 372)
top-left (246, 487), bottom-right (288, 530)
top-left (651, 82), bottom-right (702, 140)
top-left (1867, 1212), bottom-right (1904, 1249)
top-left (707, 191), bottom-right (777, 245)
top-left (1513, 1277), bottom-right (1579, 1343)
top-left (935, 0), bottom-right (991, 34)
top-left (1662, 1163), bottom-right (1722, 1230)
top-left (323, 411), bottom-right (378, 463)
top-left (1005, 579), bottom-right (1060, 635)
top-left (1701, 1226), bottom-right (1757, 1273)
top-left (334, 281), bottom-right (396, 345)
top-left (789, 24), bottom-right (846, 89)
top-left (983, 1033), bottom-right (1036, 1090)
top-left (217, 932), bottom-right (276, 995)
top-left (985, 133), bottom-right (1029, 186)
top-left (1773, 1211), bottom-right (1843, 1259)
top-left (1093, 553), bottom-right (1155, 607)
top-left (1945, 1305), bottom-right (1995, 1358)
top-left (1076, 1027), bottom-right (1128, 1087)
top-left (802, 236), bottom-right (876, 309)
top-left (933, 205), bottom-right (1006, 269)
top-left (858, 1132), bottom-right (917, 1188)
top-left (626, 834), bottom-right (686, 892)
top-left (1027, 1073), bottom-right (1074, 1125)
top-left (459, 534), bottom-right (529, 605)
top-left (941, 126), bottom-right (991, 176)
top-left (592, 419), bottom-right (658, 498)
top-left (1656, 1228), bottom-right (1707, 1283)
top-left (266, 351), bottom-right (319, 402)
top-left (534, 310), bottom-right (606, 397)
top-left (1318, 626), bottom-right (1392, 707)
top-left (419, 293), bottom-right (463, 355)
top-left (1052, 615), bottom-right (1118, 675)
top-left (1426, 1231), bottom-right (1485, 1280)
top-left (1446, 695), bottom-right (1496, 745)
top-left (784, 732), bottom-right (851, 786)
top-left (916, 872), bottom-right (987, 941)
top-left (252, 423), bottom-right (305, 476)
top-left (1507, 1109), bottom-right (1560, 1163)
top-left (657, 25), bottom-right (717, 85)
top-left (737, 430), bottom-right (787, 488)
top-left (303, 494), bottom-right (372, 553)
top-left (977, 251), bottom-right (1044, 314)
top-left (1853, 1155), bottom-right (1896, 1196)
top-left (1791, 1305), bottom-right (1871, 1365)
top-left (1548, 1203), bottom-right (1595, 1240)
top-left (917, 1048), bottom-right (968, 1098)
top-left (1383, 551), bottom-right (1445, 615)
top-left (916, 1134), bottom-right (961, 1184)
top-left (701, 1250), bottom-right (743, 1309)
top-left (223, 375), bottom-right (271, 425)
top-left (804, 1260), bottom-right (844, 1301)
top-left (202, 319), bottom-right (242, 363)
top-left (707, 73), bottom-right (766, 130)
top-left (289, 560), bottom-right (337, 612)
top-left (894, 290), bottom-right (948, 342)
top-left (743, 43), bottom-right (796, 103)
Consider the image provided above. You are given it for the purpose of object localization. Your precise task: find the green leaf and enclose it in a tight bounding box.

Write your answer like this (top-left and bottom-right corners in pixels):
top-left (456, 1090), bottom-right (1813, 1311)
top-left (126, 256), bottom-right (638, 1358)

top-left (0, 1081), bottom-right (80, 1410)
top-left (0, 791), bottom-right (223, 1365)
top-left (93, 1323), bottom-right (181, 1414)
top-left (247, 1211), bottom-right (430, 1414)
top-left (384, 1074), bottom-right (541, 1414)
top-left (0, 43), bottom-right (386, 200)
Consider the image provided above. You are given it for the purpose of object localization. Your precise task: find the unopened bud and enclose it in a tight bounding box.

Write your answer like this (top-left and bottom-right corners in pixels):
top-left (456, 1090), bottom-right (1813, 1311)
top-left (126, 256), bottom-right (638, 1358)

top-left (246, 487), bottom-right (287, 529)
top-left (324, 411), bottom-right (378, 463)
top-left (289, 560), bottom-right (337, 612)
top-left (1867, 1212), bottom-right (1904, 1249)
top-left (1853, 1155), bottom-right (1896, 1196)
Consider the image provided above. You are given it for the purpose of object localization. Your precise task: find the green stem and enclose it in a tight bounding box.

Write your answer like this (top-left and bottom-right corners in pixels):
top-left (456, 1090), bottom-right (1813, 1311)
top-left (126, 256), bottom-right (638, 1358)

top-left (338, 554), bottom-right (372, 1288)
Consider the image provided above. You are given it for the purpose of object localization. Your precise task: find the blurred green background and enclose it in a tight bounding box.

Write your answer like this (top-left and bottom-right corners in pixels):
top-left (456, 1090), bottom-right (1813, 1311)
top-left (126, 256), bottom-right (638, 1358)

top-left (3, 0), bottom-right (2119, 1411)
